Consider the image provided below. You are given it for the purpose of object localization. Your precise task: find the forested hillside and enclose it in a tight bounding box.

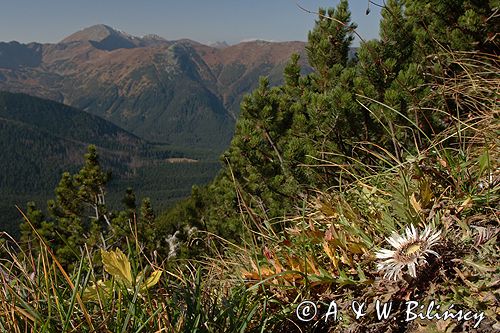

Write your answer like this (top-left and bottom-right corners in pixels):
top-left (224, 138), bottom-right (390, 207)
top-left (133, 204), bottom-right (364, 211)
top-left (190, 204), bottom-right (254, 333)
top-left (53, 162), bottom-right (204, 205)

top-left (0, 91), bottom-right (220, 236)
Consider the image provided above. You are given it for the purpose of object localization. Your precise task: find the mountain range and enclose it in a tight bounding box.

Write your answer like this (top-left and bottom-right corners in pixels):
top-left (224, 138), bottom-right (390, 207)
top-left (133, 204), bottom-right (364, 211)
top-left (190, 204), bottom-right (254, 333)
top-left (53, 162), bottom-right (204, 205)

top-left (0, 24), bottom-right (310, 151)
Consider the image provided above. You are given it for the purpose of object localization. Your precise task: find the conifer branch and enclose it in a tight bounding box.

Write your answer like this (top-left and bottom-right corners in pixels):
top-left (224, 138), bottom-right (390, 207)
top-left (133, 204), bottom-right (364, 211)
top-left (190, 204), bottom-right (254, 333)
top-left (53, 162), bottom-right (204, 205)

top-left (262, 128), bottom-right (285, 173)
top-left (296, 2), bottom-right (366, 44)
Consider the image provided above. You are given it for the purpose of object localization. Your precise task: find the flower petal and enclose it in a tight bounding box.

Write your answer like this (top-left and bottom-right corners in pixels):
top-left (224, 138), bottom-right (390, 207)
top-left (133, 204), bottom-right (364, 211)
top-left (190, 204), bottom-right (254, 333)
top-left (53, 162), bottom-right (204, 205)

top-left (408, 262), bottom-right (417, 277)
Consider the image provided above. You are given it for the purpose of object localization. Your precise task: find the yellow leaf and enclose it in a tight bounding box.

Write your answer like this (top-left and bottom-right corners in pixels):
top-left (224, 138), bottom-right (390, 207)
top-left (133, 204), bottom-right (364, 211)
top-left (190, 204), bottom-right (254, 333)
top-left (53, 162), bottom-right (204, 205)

top-left (281, 272), bottom-right (303, 283)
top-left (306, 255), bottom-right (320, 275)
top-left (323, 241), bottom-right (339, 270)
top-left (346, 242), bottom-right (367, 255)
top-left (143, 270), bottom-right (162, 290)
top-left (241, 270), bottom-right (257, 279)
top-left (457, 197), bottom-right (472, 213)
top-left (260, 267), bottom-right (275, 277)
top-left (410, 193), bottom-right (422, 213)
top-left (82, 280), bottom-right (113, 302)
top-left (101, 248), bottom-right (133, 287)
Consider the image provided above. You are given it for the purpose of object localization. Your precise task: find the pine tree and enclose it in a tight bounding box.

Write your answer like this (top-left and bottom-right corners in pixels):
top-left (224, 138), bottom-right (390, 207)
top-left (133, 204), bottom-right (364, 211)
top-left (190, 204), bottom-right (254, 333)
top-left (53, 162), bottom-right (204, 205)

top-left (74, 145), bottom-right (111, 226)
top-left (306, 0), bottom-right (356, 82)
top-left (140, 198), bottom-right (155, 223)
top-left (159, 1), bottom-right (363, 242)
top-left (19, 202), bottom-right (52, 252)
top-left (404, 0), bottom-right (498, 56)
top-left (304, 0), bottom-right (368, 166)
top-left (157, 0), bottom-right (499, 258)
top-left (139, 197), bottom-right (156, 249)
top-left (22, 146), bottom-right (115, 266)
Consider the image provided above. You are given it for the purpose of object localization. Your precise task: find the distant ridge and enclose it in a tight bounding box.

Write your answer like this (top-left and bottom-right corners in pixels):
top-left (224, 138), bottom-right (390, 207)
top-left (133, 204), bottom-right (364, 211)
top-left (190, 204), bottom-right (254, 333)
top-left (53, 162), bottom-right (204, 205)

top-left (62, 24), bottom-right (119, 42)
top-left (0, 90), bottom-right (144, 152)
top-left (0, 90), bottom-right (147, 207)
top-left (209, 41), bottom-right (229, 49)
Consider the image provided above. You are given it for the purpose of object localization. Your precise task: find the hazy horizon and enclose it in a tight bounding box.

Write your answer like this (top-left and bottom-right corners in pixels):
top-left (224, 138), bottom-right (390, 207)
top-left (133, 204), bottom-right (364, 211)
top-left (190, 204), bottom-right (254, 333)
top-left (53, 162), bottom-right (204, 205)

top-left (0, 0), bottom-right (382, 46)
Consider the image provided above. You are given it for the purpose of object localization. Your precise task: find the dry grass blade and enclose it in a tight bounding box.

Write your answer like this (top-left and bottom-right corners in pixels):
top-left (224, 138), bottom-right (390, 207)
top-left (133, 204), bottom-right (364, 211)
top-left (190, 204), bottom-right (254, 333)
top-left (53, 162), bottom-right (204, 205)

top-left (15, 206), bottom-right (95, 331)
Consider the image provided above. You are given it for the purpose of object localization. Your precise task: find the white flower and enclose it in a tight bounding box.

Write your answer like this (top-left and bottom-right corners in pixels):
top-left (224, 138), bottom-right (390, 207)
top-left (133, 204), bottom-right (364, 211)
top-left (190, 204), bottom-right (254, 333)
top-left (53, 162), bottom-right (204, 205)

top-left (376, 225), bottom-right (441, 280)
top-left (165, 230), bottom-right (180, 260)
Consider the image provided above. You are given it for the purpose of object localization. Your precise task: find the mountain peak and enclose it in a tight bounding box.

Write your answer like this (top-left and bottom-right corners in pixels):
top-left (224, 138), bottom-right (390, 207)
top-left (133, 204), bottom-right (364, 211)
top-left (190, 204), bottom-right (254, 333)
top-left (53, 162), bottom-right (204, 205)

top-left (142, 34), bottom-right (166, 41)
top-left (60, 24), bottom-right (140, 51)
top-left (209, 41), bottom-right (229, 49)
top-left (61, 24), bottom-right (117, 43)
top-left (60, 25), bottom-right (173, 50)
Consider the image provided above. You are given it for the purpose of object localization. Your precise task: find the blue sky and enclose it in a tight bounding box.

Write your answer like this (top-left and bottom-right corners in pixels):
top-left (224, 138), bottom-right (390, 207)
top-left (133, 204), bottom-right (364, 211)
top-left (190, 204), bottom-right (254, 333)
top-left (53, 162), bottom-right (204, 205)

top-left (0, 1), bottom-right (382, 46)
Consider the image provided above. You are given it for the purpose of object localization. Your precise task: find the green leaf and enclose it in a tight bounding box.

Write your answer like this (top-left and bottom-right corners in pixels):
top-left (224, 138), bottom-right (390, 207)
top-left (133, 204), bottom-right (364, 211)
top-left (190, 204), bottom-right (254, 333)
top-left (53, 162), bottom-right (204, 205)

top-left (463, 258), bottom-right (496, 273)
top-left (478, 150), bottom-right (490, 177)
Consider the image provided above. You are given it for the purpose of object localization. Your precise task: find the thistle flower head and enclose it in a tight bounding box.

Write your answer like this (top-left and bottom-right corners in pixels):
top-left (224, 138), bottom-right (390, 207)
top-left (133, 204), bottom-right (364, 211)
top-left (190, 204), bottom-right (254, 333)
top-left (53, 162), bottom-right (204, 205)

top-left (376, 225), bottom-right (441, 280)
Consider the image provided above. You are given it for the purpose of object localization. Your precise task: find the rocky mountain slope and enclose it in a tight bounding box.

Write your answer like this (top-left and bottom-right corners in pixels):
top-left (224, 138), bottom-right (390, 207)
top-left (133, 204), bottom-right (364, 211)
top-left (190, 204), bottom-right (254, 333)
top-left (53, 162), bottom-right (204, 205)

top-left (0, 25), bottom-right (309, 151)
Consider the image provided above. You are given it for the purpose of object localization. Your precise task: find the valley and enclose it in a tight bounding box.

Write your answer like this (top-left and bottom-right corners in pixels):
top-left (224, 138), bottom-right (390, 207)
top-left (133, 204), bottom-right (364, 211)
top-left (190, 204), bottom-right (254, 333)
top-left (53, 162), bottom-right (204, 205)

top-left (0, 91), bottom-right (219, 235)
